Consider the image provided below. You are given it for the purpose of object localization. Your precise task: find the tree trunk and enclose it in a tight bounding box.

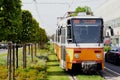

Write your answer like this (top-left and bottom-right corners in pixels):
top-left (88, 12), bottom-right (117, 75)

top-left (8, 42), bottom-right (12, 80)
top-left (31, 44), bottom-right (33, 62)
top-left (7, 46), bottom-right (9, 68)
top-left (28, 44), bottom-right (30, 55)
top-left (23, 43), bottom-right (26, 68)
top-left (38, 42), bottom-right (40, 48)
top-left (35, 43), bottom-right (37, 56)
top-left (16, 44), bottom-right (18, 68)
top-left (39, 42), bottom-right (44, 49)
top-left (12, 44), bottom-right (15, 80)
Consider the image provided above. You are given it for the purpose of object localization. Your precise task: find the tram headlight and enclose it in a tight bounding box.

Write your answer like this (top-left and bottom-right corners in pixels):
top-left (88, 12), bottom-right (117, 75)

top-left (74, 53), bottom-right (79, 58)
top-left (96, 53), bottom-right (101, 58)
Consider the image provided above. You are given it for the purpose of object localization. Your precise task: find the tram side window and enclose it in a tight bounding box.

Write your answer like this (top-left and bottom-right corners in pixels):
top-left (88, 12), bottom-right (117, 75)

top-left (55, 30), bottom-right (57, 42)
top-left (61, 28), bottom-right (66, 44)
top-left (67, 26), bottom-right (72, 42)
top-left (58, 28), bottom-right (61, 43)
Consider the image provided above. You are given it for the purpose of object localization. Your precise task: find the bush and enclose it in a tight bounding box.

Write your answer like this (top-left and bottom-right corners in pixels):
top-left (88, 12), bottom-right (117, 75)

top-left (104, 46), bottom-right (111, 52)
top-left (0, 66), bottom-right (7, 79)
top-left (15, 60), bottom-right (47, 80)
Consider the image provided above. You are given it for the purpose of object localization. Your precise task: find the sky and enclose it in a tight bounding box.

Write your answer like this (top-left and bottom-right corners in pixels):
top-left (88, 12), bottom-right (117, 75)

top-left (22, 0), bottom-right (106, 36)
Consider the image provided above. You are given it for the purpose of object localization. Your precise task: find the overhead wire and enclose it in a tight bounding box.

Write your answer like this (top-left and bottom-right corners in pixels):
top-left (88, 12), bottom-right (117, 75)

top-left (63, 0), bottom-right (74, 17)
top-left (22, 0), bottom-right (106, 25)
top-left (33, 0), bottom-right (45, 27)
top-left (23, 0), bottom-right (71, 27)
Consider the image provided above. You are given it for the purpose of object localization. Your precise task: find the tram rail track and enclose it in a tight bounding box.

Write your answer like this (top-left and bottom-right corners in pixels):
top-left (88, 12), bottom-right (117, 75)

top-left (69, 74), bottom-right (77, 80)
top-left (68, 67), bottom-right (120, 80)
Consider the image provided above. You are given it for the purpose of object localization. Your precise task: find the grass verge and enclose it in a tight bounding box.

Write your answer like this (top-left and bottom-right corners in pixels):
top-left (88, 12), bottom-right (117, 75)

top-left (47, 46), bottom-right (69, 80)
top-left (76, 74), bottom-right (104, 80)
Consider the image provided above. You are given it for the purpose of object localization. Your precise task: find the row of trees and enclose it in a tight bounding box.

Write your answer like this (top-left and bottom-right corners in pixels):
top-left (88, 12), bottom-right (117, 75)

top-left (0, 0), bottom-right (48, 80)
top-left (0, 0), bottom-right (48, 44)
top-left (0, 0), bottom-right (48, 68)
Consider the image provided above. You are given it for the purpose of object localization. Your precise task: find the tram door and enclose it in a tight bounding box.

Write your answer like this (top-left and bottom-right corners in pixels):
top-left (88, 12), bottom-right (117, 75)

top-left (61, 28), bottom-right (66, 68)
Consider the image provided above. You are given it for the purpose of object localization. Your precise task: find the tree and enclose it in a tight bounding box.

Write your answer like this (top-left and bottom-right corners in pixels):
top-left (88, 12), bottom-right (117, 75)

top-left (1, 0), bottom-right (22, 80)
top-left (20, 10), bottom-right (49, 65)
top-left (30, 18), bottom-right (42, 56)
top-left (21, 10), bottom-right (33, 43)
top-left (30, 18), bottom-right (40, 42)
top-left (2, 0), bottom-right (22, 42)
top-left (39, 28), bottom-right (48, 48)
top-left (21, 10), bottom-right (33, 68)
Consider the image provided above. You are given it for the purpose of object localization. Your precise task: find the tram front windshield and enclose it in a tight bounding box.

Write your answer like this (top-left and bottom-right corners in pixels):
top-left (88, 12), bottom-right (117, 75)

top-left (72, 19), bottom-right (103, 43)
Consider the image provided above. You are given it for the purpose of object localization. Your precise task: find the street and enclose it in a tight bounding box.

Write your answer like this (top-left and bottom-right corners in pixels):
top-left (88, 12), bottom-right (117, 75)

top-left (0, 49), bottom-right (7, 54)
top-left (105, 61), bottom-right (120, 74)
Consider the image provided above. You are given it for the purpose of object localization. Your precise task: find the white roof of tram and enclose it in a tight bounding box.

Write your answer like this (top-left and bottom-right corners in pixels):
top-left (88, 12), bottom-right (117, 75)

top-left (57, 15), bottom-right (102, 27)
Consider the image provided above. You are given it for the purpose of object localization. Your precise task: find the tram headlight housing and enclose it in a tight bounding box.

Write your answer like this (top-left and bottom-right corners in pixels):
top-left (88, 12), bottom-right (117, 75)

top-left (74, 53), bottom-right (79, 58)
top-left (96, 53), bottom-right (101, 58)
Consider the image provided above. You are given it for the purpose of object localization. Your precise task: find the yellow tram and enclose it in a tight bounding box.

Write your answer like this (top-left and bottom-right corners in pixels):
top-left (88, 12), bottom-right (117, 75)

top-left (53, 15), bottom-right (104, 72)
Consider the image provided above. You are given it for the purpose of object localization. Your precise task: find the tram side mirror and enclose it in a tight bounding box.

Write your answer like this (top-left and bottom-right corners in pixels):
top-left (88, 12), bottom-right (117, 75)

top-left (67, 20), bottom-right (71, 25)
top-left (108, 26), bottom-right (114, 36)
top-left (58, 28), bottom-right (61, 35)
top-left (67, 39), bottom-right (72, 43)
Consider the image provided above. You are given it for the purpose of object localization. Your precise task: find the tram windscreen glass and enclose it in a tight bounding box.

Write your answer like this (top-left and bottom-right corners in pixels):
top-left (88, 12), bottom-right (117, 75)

top-left (72, 19), bottom-right (103, 43)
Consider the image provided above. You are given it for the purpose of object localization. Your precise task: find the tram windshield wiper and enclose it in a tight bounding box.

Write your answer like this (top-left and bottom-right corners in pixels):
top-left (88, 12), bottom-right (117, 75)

top-left (98, 40), bottom-right (100, 46)
top-left (98, 35), bottom-right (101, 46)
top-left (73, 31), bottom-right (78, 46)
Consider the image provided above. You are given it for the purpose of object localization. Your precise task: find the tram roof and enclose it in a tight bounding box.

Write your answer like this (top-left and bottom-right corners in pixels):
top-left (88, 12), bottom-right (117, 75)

top-left (57, 16), bottom-right (103, 27)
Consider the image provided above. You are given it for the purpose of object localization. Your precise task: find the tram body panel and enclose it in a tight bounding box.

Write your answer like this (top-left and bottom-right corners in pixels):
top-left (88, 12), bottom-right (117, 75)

top-left (65, 46), bottom-right (104, 70)
top-left (55, 43), bottom-right (61, 60)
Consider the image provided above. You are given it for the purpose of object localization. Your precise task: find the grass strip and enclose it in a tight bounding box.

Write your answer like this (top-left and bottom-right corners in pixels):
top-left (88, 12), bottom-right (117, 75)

top-left (47, 53), bottom-right (69, 80)
top-left (76, 75), bottom-right (104, 80)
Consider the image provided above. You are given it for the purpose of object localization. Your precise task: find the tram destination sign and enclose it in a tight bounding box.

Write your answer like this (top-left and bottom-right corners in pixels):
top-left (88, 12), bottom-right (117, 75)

top-left (72, 19), bottom-right (102, 26)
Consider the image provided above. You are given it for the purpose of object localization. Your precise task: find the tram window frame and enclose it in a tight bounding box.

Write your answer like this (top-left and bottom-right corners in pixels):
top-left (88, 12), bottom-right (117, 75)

top-left (67, 25), bottom-right (72, 43)
top-left (58, 28), bottom-right (61, 36)
top-left (56, 30), bottom-right (58, 42)
top-left (67, 19), bottom-right (72, 43)
top-left (56, 28), bottom-right (60, 43)
top-left (67, 19), bottom-right (71, 24)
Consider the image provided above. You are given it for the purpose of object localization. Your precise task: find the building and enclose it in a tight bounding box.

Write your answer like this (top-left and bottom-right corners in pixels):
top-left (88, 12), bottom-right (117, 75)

top-left (94, 0), bottom-right (120, 46)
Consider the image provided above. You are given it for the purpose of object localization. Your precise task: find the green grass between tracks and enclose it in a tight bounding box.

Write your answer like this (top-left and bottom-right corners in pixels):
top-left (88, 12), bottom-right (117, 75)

top-left (76, 75), bottom-right (104, 80)
top-left (47, 52), bottom-right (69, 80)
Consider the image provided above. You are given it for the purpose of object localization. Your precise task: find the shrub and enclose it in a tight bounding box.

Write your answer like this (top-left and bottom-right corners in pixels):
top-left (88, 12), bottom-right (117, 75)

top-left (0, 66), bottom-right (7, 79)
top-left (15, 59), bottom-right (47, 80)
top-left (104, 46), bottom-right (111, 52)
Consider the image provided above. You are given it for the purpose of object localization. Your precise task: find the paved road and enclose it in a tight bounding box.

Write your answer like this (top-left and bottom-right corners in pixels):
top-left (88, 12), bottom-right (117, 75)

top-left (105, 61), bottom-right (120, 74)
top-left (0, 49), bottom-right (7, 54)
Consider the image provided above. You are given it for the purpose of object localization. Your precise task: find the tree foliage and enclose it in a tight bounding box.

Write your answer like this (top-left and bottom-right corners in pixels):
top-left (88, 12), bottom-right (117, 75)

top-left (0, 0), bottom-right (22, 42)
top-left (21, 10), bottom-right (33, 43)
top-left (21, 10), bottom-right (48, 44)
top-left (71, 6), bottom-right (93, 16)
top-left (0, 0), bottom-right (48, 44)
top-left (0, 0), bottom-right (4, 41)
top-left (30, 18), bottom-right (40, 43)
